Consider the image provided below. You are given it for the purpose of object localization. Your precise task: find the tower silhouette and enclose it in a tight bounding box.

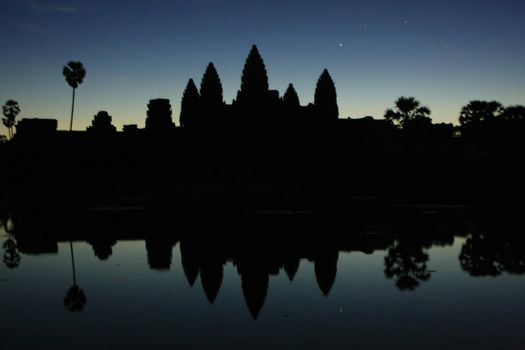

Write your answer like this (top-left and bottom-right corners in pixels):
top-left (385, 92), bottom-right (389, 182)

top-left (87, 111), bottom-right (116, 134)
top-left (145, 98), bottom-right (175, 132)
top-left (237, 45), bottom-right (269, 102)
top-left (199, 63), bottom-right (224, 128)
top-left (233, 45), bottom-right (280, 127)
top-left (179, 79), bottom-right (200, 128)
top-left (314, 69), bottom-right (339, 122)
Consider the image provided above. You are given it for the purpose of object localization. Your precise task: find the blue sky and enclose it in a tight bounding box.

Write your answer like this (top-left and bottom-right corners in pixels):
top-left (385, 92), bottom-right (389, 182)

top-left (1, 0), bottom-right (524, 131)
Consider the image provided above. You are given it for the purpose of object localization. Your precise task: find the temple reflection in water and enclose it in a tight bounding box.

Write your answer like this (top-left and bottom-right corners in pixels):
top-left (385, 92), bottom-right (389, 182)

top-left (2, 207), bottom-right (524, 320)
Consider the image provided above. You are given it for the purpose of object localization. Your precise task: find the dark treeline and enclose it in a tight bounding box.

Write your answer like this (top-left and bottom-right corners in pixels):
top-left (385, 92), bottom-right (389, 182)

top-left (0, 45), bottom-right (524, 207)
top-left (1, 208), bottom-right (524, 317)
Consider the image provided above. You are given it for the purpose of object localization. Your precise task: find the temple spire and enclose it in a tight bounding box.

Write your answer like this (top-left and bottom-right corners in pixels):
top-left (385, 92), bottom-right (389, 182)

top-left (200, 62), bottom-right (223, 107)
top-left (314, 69), bottom-right (339, 121)
top-left (239, 45), bottom-right (269, 98)
top-left (179, 78), bottom-right (199, 127)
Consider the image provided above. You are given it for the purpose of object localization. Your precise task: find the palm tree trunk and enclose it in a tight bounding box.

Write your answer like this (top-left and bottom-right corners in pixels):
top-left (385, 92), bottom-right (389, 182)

top-left (69, 88), bottom-right (76, 132)
top-left (70, 241), bottom-right (77, 286)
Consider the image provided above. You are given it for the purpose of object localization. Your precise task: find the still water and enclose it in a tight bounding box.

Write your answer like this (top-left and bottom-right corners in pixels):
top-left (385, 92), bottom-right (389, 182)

top-left (1, 209), bottom-right (524, 349)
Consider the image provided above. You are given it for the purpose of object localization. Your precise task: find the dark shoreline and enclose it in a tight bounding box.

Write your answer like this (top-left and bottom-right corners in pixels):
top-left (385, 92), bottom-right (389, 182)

top-left (1, 124), bottom-right (523, 213)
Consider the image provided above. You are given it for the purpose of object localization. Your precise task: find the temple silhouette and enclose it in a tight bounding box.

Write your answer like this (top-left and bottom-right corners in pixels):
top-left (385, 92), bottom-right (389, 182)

top-left (10, 45), bottom-right (343, 136)
top-left (3, 45), bottom-right (523, 145)
top-left (0, 45), bottom-right (524, 210)
top-left (180, 46), bottom-right (338, 130)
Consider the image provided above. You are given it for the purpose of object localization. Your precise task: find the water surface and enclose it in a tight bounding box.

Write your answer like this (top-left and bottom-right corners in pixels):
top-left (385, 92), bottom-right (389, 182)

top-left (1, 210), bottom-right (524, 349)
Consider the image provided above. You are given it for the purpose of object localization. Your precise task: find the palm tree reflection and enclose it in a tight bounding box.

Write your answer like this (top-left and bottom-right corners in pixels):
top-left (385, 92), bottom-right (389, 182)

top-left (3, 238), bottom-right (21, 269)
top-left (64, 241), bottom-right (86, 312)
top-left (2, 215), bottom-right (20, 269)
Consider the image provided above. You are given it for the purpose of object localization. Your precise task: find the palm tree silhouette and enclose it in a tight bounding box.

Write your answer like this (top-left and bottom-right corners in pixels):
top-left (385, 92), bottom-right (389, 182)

top-left (384, 96), bottom-right (431, 128)
top-left (2, 100), bottom-right (20, 140)
top-left (458, 100), bottom-right (504, 130)
top-left (62, 61), bottom-right (86, 131)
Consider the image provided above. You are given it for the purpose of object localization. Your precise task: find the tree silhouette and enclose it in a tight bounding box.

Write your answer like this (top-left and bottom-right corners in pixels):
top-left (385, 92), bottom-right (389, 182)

top-left (237, 45), bottom-right (269, 101)
top-left (314, 69), bottom-right (339, 121)
top-left (498, 105), bottom-right (525, 149)
top-left (501, 105), bottom-right (525, 122)
top-left (2, 100), bottom-right (20, 140)
top-left (179, 79), bottom-right (200, 128)
top-left (458, 100), bottom-right (503, 130)
top-left (384, 97), bottom-right (431, 128)
top-left (62, 61), bottom-right (86, 131)
top-left (457, 100), bottom-right (504, 147)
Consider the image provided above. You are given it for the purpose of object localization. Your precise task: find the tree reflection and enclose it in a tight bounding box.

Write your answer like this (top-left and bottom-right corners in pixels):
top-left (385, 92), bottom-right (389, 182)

top-left (64, 285), bottom-right (87, 312)
top-left (64, 241), bottom-right (86, 312)
top-left (459, 232), bottom-right (525, 276)
top-left (3, 237), bottom-right (21, 269)
top-left (384, 240), bottom-right (430, 291)
top-left (459, 234), bottom-right (502, 277)
top-left (2, 213), bottom-right (21, 268)
top-left (4, 207), bottom-right (523, 317)
top-left (500, 241), bottom-right (525, 275)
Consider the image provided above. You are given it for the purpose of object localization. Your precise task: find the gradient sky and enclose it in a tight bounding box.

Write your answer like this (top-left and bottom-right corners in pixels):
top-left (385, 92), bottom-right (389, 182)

top-left (1, 0), bottom-right (524, 131)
